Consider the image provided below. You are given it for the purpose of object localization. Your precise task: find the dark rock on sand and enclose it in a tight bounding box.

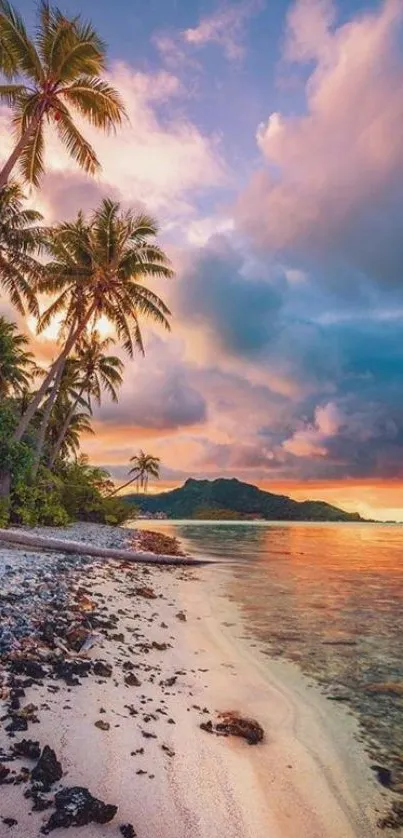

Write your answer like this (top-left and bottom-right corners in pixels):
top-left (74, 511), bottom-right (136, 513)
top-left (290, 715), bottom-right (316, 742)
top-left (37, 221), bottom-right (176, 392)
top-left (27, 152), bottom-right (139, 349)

top-left (0, 763), bottom-right (11, 783)
top-left (41, 786), bottom-right (117, 833)
top-left (125, 673), bottom-right (141, 687)
top-left (13, 739), bottom-right (41, 760)
top-left (11, 660), bottom-right (46, 680)
top-left (371, 765), bottom-right (393, 788)
top-left (2, 817), bottom-right (18, 827)
top-left (120, 824), bottom-right (136, 838)
top-left (31, 746), bottom-right (63, 791)
top-left (93, 661), bottom-right (112, 678)
top-left (201, 712), bottom-right (264, 745)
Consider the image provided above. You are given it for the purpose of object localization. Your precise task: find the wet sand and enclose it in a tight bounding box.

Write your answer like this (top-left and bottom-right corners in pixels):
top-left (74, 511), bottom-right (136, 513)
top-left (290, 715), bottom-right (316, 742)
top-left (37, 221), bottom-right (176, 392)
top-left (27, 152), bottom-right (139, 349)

top-left (0, 523), bottom-right (391, 836)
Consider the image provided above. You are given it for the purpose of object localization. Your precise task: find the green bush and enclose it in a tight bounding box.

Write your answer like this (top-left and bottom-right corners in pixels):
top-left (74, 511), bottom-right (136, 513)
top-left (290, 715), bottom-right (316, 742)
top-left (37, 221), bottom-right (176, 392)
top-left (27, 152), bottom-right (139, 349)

top-left (58, 458), bottom-right (130, 525)
top-left (11, 468), bottom-right (69, 527)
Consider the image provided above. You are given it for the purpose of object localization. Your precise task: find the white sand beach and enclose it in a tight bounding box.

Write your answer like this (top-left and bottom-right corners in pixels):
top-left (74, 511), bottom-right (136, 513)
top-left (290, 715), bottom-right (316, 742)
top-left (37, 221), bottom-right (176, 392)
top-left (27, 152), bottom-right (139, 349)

top-left (0, 524), bottom-right (391, 837)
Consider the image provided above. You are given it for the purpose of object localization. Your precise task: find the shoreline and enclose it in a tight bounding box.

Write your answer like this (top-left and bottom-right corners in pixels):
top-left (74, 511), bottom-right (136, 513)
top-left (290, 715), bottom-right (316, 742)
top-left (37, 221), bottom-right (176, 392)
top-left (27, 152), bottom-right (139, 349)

top-left (0, 523), bottom-right (395, 836)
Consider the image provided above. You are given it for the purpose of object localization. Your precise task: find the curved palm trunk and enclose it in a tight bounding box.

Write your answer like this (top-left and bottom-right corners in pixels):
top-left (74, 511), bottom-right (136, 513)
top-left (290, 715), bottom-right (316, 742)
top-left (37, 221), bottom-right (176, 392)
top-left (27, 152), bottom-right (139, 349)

top-left (107, 473), bottom-right (140, 498)
top-left (31, 360), bottom-right (66, 479)
top-left (48, 385), bottom-right (86, 469)
top-left (0, 111), bottom-right (43, 190)
top-left (13, 304), bottom-right (95, 444)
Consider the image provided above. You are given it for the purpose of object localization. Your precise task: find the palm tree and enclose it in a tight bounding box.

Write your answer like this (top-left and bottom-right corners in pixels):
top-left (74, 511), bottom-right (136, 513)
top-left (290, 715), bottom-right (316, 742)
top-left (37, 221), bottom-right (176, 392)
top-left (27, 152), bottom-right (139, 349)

top-left (47, 331), bottom-right (123, 468)
top-left (46, 402), bottom-right (93, 462)
top-left (108, 450), bottom-right (161, 496)
top-left (31, 356), bottom-right (86, 476)
top-left (0, 316), bottom-right (37, 398)
top-left (0, 182), bottom-right (43, 316)
top-left (0, 1), bottom-right (126, 188)
top-left (12, 199), bottom-right (173, 448)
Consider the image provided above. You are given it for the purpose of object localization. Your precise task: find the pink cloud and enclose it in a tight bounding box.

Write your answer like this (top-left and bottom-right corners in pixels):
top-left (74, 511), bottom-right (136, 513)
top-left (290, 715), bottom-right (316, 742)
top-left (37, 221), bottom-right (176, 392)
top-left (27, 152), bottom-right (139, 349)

top-left (0, 62), bottom-right (225, 226)
top-left (183, 1), bottom-right (263, 60)
top-left (237, 0), bottom-right (403, 267)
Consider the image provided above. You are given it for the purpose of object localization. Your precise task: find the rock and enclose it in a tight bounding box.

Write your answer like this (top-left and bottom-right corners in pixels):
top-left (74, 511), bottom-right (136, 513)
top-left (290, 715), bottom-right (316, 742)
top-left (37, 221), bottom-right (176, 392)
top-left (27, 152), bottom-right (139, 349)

top-left (13, 739), bottom-right (41, 760)
top-left (160, 676), bottom-right (177, 687)
top-left (201, 712), bottom-right (264, 745)
top-left (6, 715), bottom-right (28, 733)
top-left (41, 786), bottom-right (117, 833)
top-left (2, 817), bottom-right (18, 827)
top-left (120, 825), bottom-right (136, 838)
top-left (176, 611), bottom-right (186, 622)
top-left (0, 763), bottom-right (11, 783)
top-left (125, 673), bottom-right (141, 687)
top-left (371, 765), bottom-right (393, 788)
top-left (93, 661), bottom-right (112, 678)
top-left (133, 586), bottom-right (157, 600)
top-left (11, 660), bottom-right (46, 680)
top-left (94, 720), bottom-right (110, 731)
top-left (31, 746), bottom-right (63, 791)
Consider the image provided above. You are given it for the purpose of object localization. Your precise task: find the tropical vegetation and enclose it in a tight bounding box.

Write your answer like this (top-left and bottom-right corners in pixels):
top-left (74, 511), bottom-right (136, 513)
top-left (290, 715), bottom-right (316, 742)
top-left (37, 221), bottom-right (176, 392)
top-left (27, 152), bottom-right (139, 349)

top-left (0, 2), bottom-right (172, 527)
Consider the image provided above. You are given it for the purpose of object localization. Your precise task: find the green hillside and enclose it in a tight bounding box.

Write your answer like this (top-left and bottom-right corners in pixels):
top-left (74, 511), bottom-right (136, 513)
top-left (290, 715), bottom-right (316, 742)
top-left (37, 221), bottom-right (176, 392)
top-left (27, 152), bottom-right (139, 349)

top-left (124, 478), bottom-right (363, 522)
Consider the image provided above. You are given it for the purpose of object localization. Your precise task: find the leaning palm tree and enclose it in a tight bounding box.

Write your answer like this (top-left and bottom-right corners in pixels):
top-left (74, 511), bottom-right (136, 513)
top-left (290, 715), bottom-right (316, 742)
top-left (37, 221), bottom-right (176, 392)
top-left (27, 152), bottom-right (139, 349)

top-left (0, 0), bottom-right (126, 188)
top-left (31, 355), bottom-right (87, 476)
top-left (0, 315), bottom-right (38, 398)
top-left (47, 331), bottom-right (123, 468)
top-left (0, 182), bottom-right (43, 315)
top-left (46, 403), bottom-right (94, 462)
top-left (12, 199), bottom-right (173, 452)
top-left (108, 450), bottom-right (161, 497)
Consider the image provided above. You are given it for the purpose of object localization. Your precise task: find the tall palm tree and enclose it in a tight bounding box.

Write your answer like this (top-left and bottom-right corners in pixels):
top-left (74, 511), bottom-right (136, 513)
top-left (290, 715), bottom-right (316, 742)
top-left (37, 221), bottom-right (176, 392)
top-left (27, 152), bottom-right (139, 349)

top-left (47, 331), bottom-right (123, 468)
top-left (108, 450), bottom-right (161, 496)
top-left (13, 199), bottom-right (173, 448)
top-left (0, 1), bottom-right (126, 188)
top-left (0, 182), bottom-right (43, 316)
top-left (0, 315), bottom-right (37, 398)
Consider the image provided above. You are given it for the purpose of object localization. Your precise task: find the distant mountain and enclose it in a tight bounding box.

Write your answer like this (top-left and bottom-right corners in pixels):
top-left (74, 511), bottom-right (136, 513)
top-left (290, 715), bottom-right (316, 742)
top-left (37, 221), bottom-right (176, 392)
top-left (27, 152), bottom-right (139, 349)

top-left (124, 478), bottom-right (364, 522)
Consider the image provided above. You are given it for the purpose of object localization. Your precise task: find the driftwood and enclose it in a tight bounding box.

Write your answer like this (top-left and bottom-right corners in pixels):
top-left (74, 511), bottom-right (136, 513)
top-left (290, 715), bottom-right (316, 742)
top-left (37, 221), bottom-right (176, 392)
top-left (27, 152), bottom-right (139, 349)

top-left (0, 528), bottom-right (214, 566)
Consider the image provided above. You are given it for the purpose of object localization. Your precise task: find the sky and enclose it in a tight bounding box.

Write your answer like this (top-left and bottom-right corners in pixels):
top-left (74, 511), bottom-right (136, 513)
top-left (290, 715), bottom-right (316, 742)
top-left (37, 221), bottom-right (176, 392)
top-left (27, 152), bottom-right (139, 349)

top-left (1, 0), bottom-right (403, 521)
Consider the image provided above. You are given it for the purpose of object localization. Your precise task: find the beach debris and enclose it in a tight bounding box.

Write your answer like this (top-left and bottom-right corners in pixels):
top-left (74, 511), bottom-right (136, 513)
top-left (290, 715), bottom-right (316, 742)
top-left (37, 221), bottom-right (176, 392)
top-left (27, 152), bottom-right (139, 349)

top-left (94, 720), bottom-right (110, 731)
top-left (161, 744), bottom-right (175, 757)
top-left (120, 825), bottom-right (136, 838)
top-left (160, 676), bottom-right (177, 687)
top-left (133, 586), bottom-right (157, 600)
top-left (377, 801), bottom-right (403, 830)
top-left (41, 786), bottom-right (118, 833)
top-left (31, 746), bottom-right (63, 791)
top-left (200, 712), bottom-right (264, 745)
top-left (365, 682), bottom-right (403, 697)
top-left (176, 611), bottom-right (186, 622)
top-left (132, 530), bottom-right (185, 557)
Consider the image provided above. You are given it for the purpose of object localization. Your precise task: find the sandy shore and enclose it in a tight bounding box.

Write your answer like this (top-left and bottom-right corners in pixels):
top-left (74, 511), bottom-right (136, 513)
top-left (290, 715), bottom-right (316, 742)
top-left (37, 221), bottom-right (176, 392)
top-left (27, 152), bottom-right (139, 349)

top-left (0, 523), bottom-right (393, 836)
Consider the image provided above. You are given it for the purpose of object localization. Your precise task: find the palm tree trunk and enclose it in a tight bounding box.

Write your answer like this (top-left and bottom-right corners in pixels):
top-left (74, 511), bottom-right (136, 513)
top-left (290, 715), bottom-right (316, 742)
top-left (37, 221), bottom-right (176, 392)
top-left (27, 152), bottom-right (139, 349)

top-left (47, 386), bottom-right (86, 469)
top-left (31, 360), bottom-right (66, 479)
top-left (107, 473), bottom-right (140, 498)
top-left (0, 111), bottom-right (43, 190)
top-left (13, 304), bottom-right (96, 444)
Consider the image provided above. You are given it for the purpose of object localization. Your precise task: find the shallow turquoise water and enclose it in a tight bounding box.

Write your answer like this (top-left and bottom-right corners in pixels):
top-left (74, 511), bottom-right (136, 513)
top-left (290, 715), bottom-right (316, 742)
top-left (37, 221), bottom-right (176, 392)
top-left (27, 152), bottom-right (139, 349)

top-left (133, 520), bottom-right (403, 787)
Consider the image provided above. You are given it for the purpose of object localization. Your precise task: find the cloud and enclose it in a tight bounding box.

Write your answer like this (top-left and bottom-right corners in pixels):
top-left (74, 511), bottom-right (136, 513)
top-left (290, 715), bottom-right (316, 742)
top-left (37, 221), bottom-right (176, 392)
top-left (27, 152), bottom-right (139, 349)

top-left (0, 62), bottom-right (225, 226)
top-left (95, 336), bottom-right (207, 432)
top-left (175, 235), bottom-right (284, 358)
top-left (237, 0), bottom-right (403, 287)
top-left (183, 0), bottom-right (263, 60)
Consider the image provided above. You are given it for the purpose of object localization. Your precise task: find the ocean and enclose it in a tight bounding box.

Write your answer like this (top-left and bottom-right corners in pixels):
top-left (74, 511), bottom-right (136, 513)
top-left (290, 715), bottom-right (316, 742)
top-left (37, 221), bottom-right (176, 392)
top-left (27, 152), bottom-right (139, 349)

top-left (134, 519), bottom-right (403, 791)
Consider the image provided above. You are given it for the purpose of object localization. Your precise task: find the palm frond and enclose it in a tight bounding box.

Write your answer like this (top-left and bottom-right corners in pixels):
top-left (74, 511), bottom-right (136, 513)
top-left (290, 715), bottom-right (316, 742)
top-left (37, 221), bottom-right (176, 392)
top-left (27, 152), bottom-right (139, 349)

top-left (62, 76), bottom-right (126, 129)
top-left (0, 0), bottom-right (43, 82)
top-left (52, 102), bottom-right (99, 174)
top-left (18, 116), bottom-right (44, 187)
